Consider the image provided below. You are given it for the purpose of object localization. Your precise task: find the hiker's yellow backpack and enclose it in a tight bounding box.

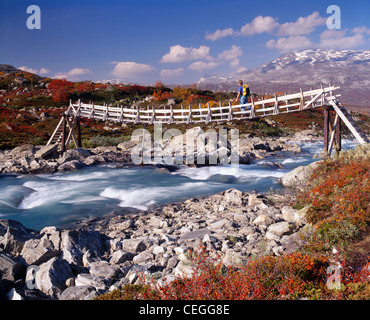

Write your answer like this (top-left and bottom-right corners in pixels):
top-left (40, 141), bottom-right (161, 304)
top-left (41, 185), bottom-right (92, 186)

top-left (243, 84), bottom-right (250, 97)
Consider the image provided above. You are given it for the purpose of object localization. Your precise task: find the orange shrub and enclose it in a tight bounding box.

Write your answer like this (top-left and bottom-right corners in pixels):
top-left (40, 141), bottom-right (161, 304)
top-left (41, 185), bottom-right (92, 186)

top-left (298, 145), bottom-right (370, 249)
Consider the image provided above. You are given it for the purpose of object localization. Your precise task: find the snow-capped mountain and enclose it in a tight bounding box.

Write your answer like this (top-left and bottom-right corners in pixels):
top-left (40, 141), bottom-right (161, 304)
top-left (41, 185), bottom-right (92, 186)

top-left (197, 49), bottom-right (370, 107)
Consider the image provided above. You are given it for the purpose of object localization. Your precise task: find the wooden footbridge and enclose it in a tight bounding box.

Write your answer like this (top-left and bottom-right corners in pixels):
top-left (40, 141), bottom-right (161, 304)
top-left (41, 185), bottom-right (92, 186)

top-left (47, 85), bottom-right (368, 155)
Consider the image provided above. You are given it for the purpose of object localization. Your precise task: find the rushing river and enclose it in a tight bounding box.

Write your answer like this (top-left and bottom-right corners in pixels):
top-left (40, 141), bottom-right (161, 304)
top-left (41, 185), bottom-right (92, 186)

top-left (0, 140), bottom-right (357, 230)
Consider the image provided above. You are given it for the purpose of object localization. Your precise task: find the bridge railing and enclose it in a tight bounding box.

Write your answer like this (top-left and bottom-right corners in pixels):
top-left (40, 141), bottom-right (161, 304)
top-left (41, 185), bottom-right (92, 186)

top-left (68, 86), bottom-right (340, 124)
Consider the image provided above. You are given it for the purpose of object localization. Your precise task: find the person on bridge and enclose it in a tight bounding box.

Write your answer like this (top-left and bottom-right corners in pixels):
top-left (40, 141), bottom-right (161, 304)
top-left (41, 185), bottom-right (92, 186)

top-left (235, 80), bottom-right (251, 116)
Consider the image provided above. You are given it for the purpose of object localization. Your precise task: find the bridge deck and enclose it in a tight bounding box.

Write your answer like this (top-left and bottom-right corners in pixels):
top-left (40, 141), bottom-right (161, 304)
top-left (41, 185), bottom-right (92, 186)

top-left (70, 86), bottom-right (340, 124)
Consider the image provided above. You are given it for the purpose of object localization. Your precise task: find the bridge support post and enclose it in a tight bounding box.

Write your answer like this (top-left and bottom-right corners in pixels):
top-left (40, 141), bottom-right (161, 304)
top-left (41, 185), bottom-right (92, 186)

top-left (324, 105), bottom-right (342, 157)
top-left (323, 105), bottom-right (331, 157)
top-left (61, 114), bottom-right (67, 153)
top-left (335, 116), bottom-right (342, 156)
top-left (76, 116), bottom-right (82, 148)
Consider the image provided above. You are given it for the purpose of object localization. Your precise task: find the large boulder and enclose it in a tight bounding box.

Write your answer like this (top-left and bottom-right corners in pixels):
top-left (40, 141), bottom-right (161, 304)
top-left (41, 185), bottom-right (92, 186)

top-left (89, 261), bottom-right (120, 279)
top-left (57, 160), bottom-right (85, 172)
top-left (61, 148), bottom-right (92, 163)
top-left (0, 252), bottom-right (26, 283)
top-left (34, 144), bottom-right (58, 159)
top-left (59, 285), bottom-right (97, 300)
top-left (29, 257), bottom-right (73, 299)
top-left (60, 230), bottom-right (105, 266)
top-left (278, 161), bottom-right (321, 190)
top-left (20, 234), bottom-right (60, 266)
top-left (121, 239), bottom-right (147, 254)
top-left (9, 144), bottom-right (35, 159)
top-left (223, 188), bottom-right (243, 206)
top-left (0, 219), bottom-right (34, 254)
top-left (267, 222), bottom-right (295, 237)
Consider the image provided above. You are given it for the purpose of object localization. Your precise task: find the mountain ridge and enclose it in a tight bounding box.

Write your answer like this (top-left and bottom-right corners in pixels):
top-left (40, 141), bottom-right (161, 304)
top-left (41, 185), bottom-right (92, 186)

top-left (197, 49), bottom-right (370, 107)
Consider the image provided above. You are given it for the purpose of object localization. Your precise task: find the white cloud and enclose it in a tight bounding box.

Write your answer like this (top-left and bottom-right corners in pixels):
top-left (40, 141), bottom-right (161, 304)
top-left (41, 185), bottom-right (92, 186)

top-left (352, 26), bottom-right (370, 35)
top-left (206, 12), bottom-right (327, 41)
top-left (67, 68), bottom-right (91, 77)
top-left (161, 45), bottom-right (212, 63)
top-left (55, 67), bottom-right (92, 80)
top-left (39, 67), bottom-right (51, 75)
top-left (112, 62), bottom-right (155, 79)
top-left (188, 61), bottom-right (220, 71)
top-left (230, 59), bottom-right (240, 67)
top-left (238, 16), bottom-right (279, 36)
top-left (206, 28), bottom-right (234, 41)
top-left (160, 68), bottom-right (185, 78)
top-left (18, 66), bottom-right (50, 75)
top-left (318, 29), bottom-right (365, 49)
top-left (277, 12), bottom-right (326, 36)
top-left (217, 45), bottom-right (242, 61)
top-left (266, 36), bottom-right (313, 51)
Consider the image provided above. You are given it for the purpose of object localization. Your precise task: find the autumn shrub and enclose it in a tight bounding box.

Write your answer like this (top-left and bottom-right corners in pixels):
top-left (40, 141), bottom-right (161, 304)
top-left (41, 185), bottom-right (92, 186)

top-left (48, 79), bottom-right (74, 102)
top-left (96, 246), bottom-right (368, 300)
top-left (140, 249), bottom-right (334, 300)
top-left (297, 144), bottom-right (370, 251)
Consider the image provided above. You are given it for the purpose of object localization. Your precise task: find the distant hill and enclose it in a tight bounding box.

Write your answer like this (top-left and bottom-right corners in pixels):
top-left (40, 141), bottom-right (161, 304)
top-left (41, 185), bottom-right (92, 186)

top-left (197, 49), bottom-right (370, 110)
top-left (0, 64), bottom-right (49, 89)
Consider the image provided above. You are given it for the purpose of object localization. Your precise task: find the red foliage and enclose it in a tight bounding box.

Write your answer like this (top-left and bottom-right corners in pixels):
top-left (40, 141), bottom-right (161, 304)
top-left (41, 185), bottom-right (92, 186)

top-left (139, 248), bottom-right (337, 300)
top-left (48, 79), bottom-right (74, 102)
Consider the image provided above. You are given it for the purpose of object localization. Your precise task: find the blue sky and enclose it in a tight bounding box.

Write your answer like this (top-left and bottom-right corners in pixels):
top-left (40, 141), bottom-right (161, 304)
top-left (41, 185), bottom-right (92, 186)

top-left (1, 0), bottom-right (369, 84)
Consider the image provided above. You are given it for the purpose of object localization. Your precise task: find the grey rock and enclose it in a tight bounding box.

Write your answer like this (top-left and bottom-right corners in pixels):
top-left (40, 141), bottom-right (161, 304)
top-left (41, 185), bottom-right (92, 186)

top-left (0, 252), bottom-right (26, 282)
top-left (57, 160), bottom-right (85, 172)
top-left (21, 235), bottom-right (59, 265)
top-left (62, 148), bottom-right (92, 162)
top-left (60, 285), bottom-right (97, 300)
top-left (166, 256), bottom-right (179, 270)
top-left (0, 219), bottom-right (34, 254)
top-left (9, 144), bottom-right (35, 158)
top-left (180, 228), bottom-right (211, 241)
top-left (32, 257), bottom-right (73, 298)
top-left (253, 215), bottom-right (273, 226)
top-left (209, 219), bottom-right (232, 230)
top-left (110, 250), bottom-right (134, 265)
top-left (222, 249), bottom-right (245, 267)
top-left (75, 273), bottom-right (107, 291)
top-left (35, 144), bottom-right (58, 159)
top-left (60, 230), bottom-right (105, 266)
top-left (121, 239), bottom-right (147, 254)
top-left (173, 261), bottom-right (194, 278)
top-left (223, 188), bottom-right (243, 206)
top-left (279, 161), bottom-right (321, 189)
top-left (267, 222), bottom-right (295, 237)
top-left (89, 261), bottom-right (120, 279)
top-left (132, 251), bottom-right (154, 264)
